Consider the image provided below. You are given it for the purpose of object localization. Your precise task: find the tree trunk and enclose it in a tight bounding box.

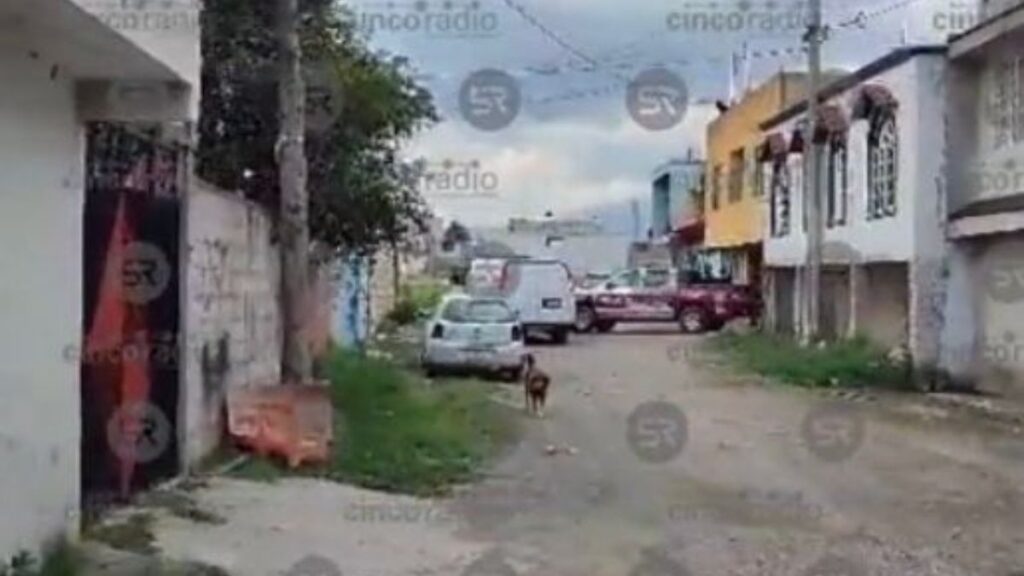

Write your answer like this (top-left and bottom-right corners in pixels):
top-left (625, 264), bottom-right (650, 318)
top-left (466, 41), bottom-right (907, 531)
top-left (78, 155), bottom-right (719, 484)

top-left (391, 240), bottom-right (401, 303)
top-left (277, 0), bottom-right (312, 382)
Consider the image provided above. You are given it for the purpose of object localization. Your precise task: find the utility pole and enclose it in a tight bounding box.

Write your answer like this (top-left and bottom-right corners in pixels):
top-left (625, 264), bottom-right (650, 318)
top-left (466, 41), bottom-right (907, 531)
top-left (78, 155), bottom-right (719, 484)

top-left (803, 0), bottom-right (824, 344)
top-left (277, 0), bottom-right (312, 382)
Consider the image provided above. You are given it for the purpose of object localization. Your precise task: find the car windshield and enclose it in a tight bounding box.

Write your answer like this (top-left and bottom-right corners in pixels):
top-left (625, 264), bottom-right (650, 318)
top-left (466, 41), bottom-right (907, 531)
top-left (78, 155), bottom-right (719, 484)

top-left (441, 299), bottom-right (515, 323)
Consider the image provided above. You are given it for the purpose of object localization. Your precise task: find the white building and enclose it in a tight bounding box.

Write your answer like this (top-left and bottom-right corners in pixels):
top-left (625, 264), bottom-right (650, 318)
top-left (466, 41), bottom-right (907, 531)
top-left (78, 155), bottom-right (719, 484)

top-left (0, 0), bottom-right (198, 559)
top-left (939, 0), bottom-right (1024, 399)
top-left (759, 46), bottom-right (949, 367)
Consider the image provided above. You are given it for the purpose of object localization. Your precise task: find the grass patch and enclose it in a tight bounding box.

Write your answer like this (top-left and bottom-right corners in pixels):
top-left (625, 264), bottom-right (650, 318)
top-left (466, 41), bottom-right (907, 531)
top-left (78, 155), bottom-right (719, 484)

top-left (384, 278), bottom-right (448, 328)
top-left (711, 332), bottom-right (910, 390)
top-left (1, 541), bottom-right (81, 576)
top-left (230, 348), bottom-right (518, 496)
top-left (83, 512), bottom-right (157, 556)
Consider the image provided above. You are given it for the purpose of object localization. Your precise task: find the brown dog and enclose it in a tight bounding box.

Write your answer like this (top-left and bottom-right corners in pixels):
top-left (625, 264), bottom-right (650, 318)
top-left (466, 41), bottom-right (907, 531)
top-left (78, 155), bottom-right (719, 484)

top-left (522, 354), bottom-right (550, 417)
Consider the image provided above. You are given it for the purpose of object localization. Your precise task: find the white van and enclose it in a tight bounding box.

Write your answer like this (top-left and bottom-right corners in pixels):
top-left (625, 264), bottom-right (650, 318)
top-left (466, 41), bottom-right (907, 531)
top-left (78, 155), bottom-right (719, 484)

top-left (497, 258), bottom-right (576, 344)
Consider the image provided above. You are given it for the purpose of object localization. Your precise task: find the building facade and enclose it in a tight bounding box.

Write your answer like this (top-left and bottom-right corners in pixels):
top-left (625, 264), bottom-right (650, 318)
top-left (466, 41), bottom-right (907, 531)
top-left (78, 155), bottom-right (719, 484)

top-left (704, 72), bottom-right (814, 287)
top-left (0, 0), bottom-right (198, 559)
top-left (760, 47), bottom-right (949, 367)
top-left (651, 151), bottom-right (705, 268)
top-left (939, 0), bottom-right (1024, 398)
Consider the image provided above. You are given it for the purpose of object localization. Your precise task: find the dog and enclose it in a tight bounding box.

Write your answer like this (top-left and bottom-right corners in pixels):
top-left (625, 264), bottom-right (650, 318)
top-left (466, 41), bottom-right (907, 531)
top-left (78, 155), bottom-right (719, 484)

top-left (522, 354), bottom-right (550, 418)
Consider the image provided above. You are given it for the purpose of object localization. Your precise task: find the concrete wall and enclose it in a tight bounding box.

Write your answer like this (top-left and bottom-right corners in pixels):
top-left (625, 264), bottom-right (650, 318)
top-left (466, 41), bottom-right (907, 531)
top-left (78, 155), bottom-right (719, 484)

top-left (72, 0), bottom-right (201, 118)
top-left (706, 73), bottom-right (813, 250)
top-left (762, 53), bottom-right (948, 361)
top-left (763, 57), bottom-right (947, 267)
top-left (939, 8), bottom-right (1024, 397)
top-left (181, 180), bottom-right (281, 467)
top-left (0, 45), bottom-right (82, 560)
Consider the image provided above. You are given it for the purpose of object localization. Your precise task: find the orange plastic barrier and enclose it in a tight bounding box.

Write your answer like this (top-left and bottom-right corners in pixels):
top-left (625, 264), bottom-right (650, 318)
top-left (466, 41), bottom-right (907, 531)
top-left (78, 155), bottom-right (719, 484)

top-left (226, 385), bottom-right (334, 468)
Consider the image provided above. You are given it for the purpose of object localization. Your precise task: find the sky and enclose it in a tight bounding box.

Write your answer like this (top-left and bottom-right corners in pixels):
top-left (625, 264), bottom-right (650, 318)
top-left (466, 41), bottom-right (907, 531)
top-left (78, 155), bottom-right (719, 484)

top-left (346, 0), bottom-right (978, 232)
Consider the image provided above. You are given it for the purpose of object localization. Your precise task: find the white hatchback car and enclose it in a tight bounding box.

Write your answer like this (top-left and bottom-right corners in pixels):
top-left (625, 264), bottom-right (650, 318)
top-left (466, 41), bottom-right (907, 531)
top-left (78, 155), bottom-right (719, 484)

top-left (421, 294), bottom-right (526, 380)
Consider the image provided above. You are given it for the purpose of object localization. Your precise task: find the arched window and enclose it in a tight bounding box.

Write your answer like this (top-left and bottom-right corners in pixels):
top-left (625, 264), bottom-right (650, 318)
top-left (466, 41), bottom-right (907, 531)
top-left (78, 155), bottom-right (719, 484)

top-left (770, 159), bottom-right (791, 237)
top-left (867, 112), bottom-right (897, 219)
top-left (827, 136), bottom-right (848, 227)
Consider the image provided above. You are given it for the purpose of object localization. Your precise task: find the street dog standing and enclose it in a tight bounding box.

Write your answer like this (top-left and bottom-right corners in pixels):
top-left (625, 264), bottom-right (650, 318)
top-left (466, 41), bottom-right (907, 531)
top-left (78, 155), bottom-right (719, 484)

top-left (523, 354), bottom-right (550, 418)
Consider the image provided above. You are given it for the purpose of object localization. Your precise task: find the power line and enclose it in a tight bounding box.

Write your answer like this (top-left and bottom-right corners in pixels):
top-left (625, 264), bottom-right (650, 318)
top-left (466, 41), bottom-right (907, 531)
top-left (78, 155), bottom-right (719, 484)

top-left (831, 0), bottom-right (926, 31)
top-left (499, 0), bottom-right (632, 85)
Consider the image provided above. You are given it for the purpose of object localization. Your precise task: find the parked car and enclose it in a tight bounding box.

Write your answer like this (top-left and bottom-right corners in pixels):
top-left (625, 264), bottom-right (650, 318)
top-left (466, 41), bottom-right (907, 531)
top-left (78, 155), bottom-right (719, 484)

top-left (421, 294), bottom-right (525, 380)
top-left (574, 267), bottom-right (760, 334)
top-left (497, 259), bottom-right (576, 344)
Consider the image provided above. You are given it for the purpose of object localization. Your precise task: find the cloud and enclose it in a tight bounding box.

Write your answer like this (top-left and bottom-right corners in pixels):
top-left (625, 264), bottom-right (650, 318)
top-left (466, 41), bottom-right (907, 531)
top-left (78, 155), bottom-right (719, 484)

top-left (358, 0), bottom-right (971, 225)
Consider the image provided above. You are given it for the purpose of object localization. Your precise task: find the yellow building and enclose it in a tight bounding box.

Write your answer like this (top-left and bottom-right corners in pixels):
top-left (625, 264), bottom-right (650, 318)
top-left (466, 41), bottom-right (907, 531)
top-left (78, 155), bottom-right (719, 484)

top-left (703, 72), bottom-right (813, 286)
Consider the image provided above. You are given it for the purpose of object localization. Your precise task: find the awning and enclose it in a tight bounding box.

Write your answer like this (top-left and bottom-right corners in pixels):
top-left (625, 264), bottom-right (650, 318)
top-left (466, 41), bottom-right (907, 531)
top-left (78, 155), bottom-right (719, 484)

top-left (814, 104), bottom-right (848, 140)
top-left (789, 105), bottom-right (848, 152)
top-left (0, 0), bottom-right (185, 82)
top-left (851, 84), bottom-right (898, 120)
top-left (757, 133), bottom-right (788, 162)
top-left (672, 218), bottom-right (704, 246)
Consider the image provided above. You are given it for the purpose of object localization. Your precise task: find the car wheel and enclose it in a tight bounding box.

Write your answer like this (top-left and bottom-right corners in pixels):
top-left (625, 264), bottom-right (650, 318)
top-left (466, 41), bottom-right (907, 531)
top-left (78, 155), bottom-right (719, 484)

top-left (551, 328), bottom-right (569, 345)
top-left (678, 307), bottom-right (707, 334)
top-left (574, 306), bottom-right (596, 333)
top-left (595, 320), bottom-right (616, 333)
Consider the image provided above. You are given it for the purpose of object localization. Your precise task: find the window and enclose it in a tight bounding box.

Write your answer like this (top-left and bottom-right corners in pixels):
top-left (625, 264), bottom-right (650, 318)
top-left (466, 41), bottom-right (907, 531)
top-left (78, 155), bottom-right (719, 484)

top-left (827, 137), bottom-right (848, 227)
top-left (727, 149), bottom-right (744, 203)
top-left (710, 165), bottom-right (722, 210)
top-left (753, 153), bottom-right (766, 197)
top-left (867, 112), bottom-right (898, 219)
top-left (770, 159), bottom-right (791, 237)
top-left (610, 269), bottom-right (640, 289)
top-left (442, 299), bottom-right (515, 323)
top-left (990, 56), bottom-right (1024, 149)
top-left (641, 268), bottom-right (672, 288)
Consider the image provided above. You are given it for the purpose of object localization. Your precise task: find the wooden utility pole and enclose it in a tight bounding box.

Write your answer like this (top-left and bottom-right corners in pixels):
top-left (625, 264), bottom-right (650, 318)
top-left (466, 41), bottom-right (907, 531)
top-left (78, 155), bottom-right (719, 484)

top-left (803, 0), bottom-right (824, 343)
top-left (277, 0), bottom-right (312, 382)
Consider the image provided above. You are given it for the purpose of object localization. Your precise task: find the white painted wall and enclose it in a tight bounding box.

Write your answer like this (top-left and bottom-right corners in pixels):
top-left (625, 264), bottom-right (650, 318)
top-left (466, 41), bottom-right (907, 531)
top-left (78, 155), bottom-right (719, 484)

top-left (764, 55), bottom-right (946, 268)
top-left (71, 0), bottom-right (201, 118)
top-left (0, 45), bottom-right (82, 559)
top-left (181, 181), bottom-right (282, 466)
top-left (940, 12), bottom-right (1024, 396)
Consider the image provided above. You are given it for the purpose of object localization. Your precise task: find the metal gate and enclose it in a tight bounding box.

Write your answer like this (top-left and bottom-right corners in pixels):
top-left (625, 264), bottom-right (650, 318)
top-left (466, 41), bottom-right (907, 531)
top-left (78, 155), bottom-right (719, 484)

top-left (80, 123), bottom-right (183, 510)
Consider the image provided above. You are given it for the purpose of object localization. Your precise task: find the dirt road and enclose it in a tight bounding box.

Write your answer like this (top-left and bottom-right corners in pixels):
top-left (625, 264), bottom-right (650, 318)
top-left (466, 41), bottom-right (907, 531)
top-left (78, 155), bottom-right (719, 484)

top-left (151, 325), bottom-right (1024, 576)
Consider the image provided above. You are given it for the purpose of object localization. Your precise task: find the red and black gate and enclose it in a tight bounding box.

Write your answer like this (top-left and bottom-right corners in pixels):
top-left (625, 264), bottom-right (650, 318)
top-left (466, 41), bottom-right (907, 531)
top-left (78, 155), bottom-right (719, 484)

top-left (80, 123), bottom-right (183, 510)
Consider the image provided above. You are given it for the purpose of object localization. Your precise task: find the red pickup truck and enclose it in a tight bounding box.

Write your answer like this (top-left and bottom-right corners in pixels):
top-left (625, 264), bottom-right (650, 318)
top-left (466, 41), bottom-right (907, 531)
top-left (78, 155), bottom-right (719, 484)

top-left (573, 267), bottom-right (760, 334)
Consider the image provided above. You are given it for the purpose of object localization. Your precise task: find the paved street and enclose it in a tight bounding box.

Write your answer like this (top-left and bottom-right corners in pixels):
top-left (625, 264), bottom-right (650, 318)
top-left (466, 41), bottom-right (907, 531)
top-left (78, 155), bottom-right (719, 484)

top-left (152, 325), bottom-right (1024, 576)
